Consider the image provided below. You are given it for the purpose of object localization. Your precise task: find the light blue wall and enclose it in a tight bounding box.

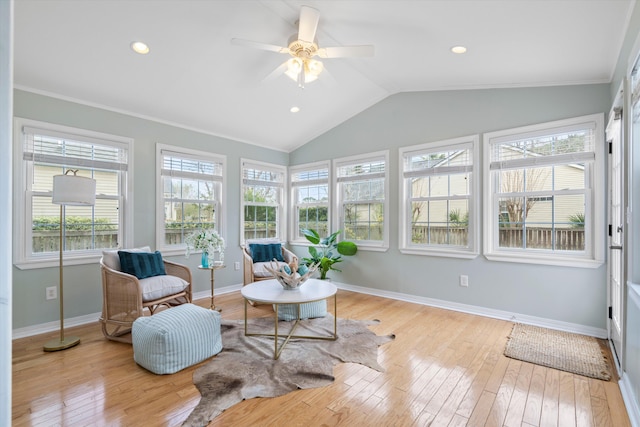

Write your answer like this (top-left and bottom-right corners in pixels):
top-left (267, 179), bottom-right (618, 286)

top-left (12, 89), bottom-right (288, 329)
top-left (13, 85), bottom-right (613, 330)
top-left (290, 84), bottom-right (612, 329)
top-left (10, 79), bottom-right (619, 332)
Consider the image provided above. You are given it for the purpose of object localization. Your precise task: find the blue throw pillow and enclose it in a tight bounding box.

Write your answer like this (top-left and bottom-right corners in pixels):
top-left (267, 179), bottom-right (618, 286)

top-left (118, 250), bottom-right (166, 279)
top-left (249, 243), bottom-right (284, 263)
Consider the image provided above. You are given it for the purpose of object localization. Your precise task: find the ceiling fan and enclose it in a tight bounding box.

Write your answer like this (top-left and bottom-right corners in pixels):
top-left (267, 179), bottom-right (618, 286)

top-left (231, 5), bottom-right (374, 88)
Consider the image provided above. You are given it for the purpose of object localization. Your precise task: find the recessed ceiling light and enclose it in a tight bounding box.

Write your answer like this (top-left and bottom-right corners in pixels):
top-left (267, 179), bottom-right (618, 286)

top-left (131, 41), bottom-right (150, 55)
top-left (290, 106), bottom-right (300, 113)
top-left (451, 46), bottom-right (467, 54)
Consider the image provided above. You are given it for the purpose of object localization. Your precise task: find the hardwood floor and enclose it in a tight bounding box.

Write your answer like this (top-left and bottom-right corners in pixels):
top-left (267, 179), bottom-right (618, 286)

top-left (12, 290), bottom-right (630, 426)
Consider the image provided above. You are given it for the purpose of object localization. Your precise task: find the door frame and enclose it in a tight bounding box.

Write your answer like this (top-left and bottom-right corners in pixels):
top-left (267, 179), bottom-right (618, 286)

top-left (607, 82), bottom-right (628, 372)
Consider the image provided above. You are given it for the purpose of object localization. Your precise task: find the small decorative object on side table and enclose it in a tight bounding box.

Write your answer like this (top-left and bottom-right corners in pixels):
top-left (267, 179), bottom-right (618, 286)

top-left (185, 229), bottom-right (226, 270)
top-left (198, 263), bottom-right (225, 311)
top-left (185, 228), bottom-right (226, 311)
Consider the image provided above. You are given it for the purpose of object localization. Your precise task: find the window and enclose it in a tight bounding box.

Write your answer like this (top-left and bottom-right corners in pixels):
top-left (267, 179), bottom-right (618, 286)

top-left (156, 145), bottom-right (225, 253)
top-left (334, 151), bottom-right (389, 250)
top-left (483, 114), bottom-right (605, 267)
top-left (14, 118), bottom-right (132, 268)
top-left (290, 161), bottom-right (330, 242)
top-left (241, 159), bottom-right (286, 243)
top-left (399, 135), bottom-right (479, 258)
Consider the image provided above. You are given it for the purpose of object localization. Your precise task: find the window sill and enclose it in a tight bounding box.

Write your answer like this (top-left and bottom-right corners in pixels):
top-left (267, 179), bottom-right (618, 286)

top-left (484, 252), bottom-right (604, 269)
top-left (287, 240), bottom-right (312, 247)
top-left (399, 247), bottom-right (479, 259)
top-left (158, 247), bottom-right (190, 258)
top-left (14, 254), bottom-right (102, 270)
top-left (289, 241), bottom-right (388, 252)
top-left (354, 243), bottom-right (388, 252)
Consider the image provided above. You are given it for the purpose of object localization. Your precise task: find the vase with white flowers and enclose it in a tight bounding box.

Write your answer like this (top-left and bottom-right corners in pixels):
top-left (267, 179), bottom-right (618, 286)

top-left (185, 229), bottom-right (225, 268)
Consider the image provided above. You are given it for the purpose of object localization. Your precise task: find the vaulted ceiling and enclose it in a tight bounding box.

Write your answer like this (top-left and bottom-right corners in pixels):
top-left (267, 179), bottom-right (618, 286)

top-left (13, 0), bottom-right (634, 152)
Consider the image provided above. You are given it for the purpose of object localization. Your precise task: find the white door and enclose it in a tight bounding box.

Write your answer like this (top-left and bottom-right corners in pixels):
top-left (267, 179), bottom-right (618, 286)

top-left (607, 109), bottom-right (624, 364)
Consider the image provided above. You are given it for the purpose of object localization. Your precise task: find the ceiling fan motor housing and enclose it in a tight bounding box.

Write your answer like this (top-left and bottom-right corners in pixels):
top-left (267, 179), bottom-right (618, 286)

top-left (288, 35), bottom-right (318, 59)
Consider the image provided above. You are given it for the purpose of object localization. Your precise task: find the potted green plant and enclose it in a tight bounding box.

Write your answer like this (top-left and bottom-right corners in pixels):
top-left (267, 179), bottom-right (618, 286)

top-left (301, 228), bottom-right (357, 280)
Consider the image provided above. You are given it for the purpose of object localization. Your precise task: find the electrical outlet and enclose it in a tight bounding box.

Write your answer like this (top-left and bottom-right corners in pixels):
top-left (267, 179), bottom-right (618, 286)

top-left (459, 275), bottom-right (469, 287)
top-left (234, 261), bottom-right (240, 271)
top-left (46, 286), bottom-right (57, 300)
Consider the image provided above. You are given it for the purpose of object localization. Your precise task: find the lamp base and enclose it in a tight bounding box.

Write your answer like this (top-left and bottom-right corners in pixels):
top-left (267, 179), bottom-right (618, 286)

top-left (43, 336), bottom-right (80, 352)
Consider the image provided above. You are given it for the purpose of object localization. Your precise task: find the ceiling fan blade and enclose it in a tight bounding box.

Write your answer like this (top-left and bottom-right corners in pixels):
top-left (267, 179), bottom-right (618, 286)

top-left (316, 45), bottom-right (375, 58)
top-left (262, 61), bottom-right (289, 82)
top-left (231, 38), bottom-right (289, 54)
top-left (318, 64), bottom-right (337, 88)
top-left (298, 6), bottom-right (320, 43)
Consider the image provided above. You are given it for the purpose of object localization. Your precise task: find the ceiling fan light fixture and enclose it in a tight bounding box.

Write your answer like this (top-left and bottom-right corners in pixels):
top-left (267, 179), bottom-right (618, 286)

top-left (285, 58), bottom-right (303, 80)
top-left (285, 57), bottom-right (323, 87)
top-left (307, 59), bottom-right (323, 77)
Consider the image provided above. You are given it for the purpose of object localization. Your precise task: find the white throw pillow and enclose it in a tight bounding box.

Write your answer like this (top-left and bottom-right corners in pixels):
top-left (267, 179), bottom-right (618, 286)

top-left (252, 261), bottom-right (289, 278)
top-left (139, 275), bottom-right (189, 302)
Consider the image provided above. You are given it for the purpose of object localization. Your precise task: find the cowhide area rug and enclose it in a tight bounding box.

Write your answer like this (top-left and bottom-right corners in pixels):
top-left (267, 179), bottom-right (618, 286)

top-left (183, 314), bottom-right (395, 426)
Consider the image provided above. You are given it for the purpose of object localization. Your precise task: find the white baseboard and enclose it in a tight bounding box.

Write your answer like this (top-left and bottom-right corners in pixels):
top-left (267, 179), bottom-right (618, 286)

top-left (191, 283), bottom-right (243, 303)
top-left (13, 281), bottom-right (606, 340)
top-left (12, 283), bottom-right (244, 340)
top-left (620, 373), bottom-right (640, 427)
top-left (12, 312), bottom-right (103, 340)
top-left (334, 282), bottom-right (608, 338)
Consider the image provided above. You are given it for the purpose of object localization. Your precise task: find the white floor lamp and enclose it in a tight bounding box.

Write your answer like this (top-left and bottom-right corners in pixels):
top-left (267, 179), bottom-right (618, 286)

top-left (43, 170), bottom-right (96, 352)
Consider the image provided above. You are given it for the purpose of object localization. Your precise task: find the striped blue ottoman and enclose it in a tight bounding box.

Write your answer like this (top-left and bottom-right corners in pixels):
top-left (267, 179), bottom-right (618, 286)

top-left (132, 303), bottom-right (222, 374)
top-left (276, 300), bottom-right (327, 321)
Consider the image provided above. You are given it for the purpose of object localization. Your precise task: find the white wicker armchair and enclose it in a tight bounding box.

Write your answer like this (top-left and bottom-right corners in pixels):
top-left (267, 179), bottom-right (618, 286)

top-left (99, 247), bottom-right (192, 343)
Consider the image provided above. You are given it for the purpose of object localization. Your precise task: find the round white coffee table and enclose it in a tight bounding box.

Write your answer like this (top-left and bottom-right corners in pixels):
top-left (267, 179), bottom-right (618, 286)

top-left (241, 278), bottom-right (337, 359)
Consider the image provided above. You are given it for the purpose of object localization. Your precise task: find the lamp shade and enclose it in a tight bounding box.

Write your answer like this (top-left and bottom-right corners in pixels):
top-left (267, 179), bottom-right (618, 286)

top-left (53, 174), bottom-right (96, 206)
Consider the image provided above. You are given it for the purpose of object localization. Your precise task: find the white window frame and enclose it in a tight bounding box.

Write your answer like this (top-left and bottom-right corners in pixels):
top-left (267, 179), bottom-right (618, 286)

top-left (289, 160), bottom-right (331, 244)
top-left (240, 158), bottom-right (287, 244)
top-left (483, 113), bottom-right (605, 268)
top-left (399, 135), bottom-right (479, 258)
top-left (13, 118), bottom-right (133, 269)
top-left (155, 144), bottom-right (226, 255)
top-left (334, 151), bottom-right (389, 251)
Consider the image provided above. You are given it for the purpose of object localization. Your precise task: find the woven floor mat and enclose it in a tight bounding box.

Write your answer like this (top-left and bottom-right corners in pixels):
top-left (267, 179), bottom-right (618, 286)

top-left (504, 323), bottom-right (611, 381)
